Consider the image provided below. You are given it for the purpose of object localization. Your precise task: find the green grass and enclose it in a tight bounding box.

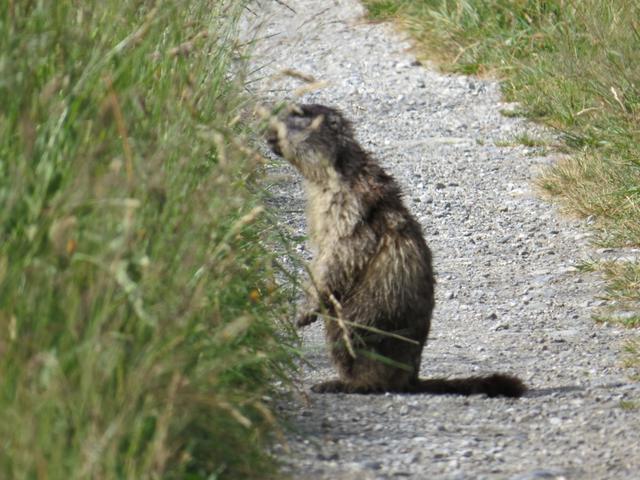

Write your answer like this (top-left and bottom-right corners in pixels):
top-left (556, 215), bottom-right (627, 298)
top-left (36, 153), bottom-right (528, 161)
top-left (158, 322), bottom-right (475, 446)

top-left (619, 399), bottom-right (640, 411)
top-left (623, 339), bottom-right (640, 381)
top-left (366, 0), bottom-right (404, 19)
top-left (0, 1), bottom-right (299, 478)
top-left (365, 0), bottom-right (566, 75)
top-left (363, 0), bottom-right (640, 367)
top-left (494, 133), bottom-right (548, 150)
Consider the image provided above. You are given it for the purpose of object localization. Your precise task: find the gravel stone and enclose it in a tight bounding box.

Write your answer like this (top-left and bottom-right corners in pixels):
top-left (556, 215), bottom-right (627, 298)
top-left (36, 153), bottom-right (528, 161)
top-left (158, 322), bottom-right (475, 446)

top-left (243, 1), bottom-right (640, 479)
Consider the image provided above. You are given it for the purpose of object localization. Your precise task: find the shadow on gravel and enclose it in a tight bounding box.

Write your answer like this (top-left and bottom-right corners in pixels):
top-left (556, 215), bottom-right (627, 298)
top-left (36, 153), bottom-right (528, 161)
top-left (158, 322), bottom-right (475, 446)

top-left (524, 385), bottom-right (584, 397)
top-left (525, 382), bottom-right (629, 398)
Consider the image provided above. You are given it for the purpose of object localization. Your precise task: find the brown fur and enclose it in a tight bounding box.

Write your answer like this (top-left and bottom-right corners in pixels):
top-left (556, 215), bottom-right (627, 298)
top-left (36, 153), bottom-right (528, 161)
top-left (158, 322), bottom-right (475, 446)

top-left (267, 104), bottom-right (525, 397)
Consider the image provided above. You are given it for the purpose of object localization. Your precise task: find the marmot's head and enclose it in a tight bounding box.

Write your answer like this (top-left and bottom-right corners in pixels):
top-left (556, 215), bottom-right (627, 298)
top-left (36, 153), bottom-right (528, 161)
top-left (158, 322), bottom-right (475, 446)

top-left (266, 104), bottom-right (359, 183)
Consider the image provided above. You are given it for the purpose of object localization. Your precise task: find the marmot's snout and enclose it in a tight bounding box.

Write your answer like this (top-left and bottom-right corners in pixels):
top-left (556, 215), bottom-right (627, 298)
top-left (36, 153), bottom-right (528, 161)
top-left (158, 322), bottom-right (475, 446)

top-left (263, 104), bottom-right (290, 157)
top-left (265, 128), bottom-right (282, 156)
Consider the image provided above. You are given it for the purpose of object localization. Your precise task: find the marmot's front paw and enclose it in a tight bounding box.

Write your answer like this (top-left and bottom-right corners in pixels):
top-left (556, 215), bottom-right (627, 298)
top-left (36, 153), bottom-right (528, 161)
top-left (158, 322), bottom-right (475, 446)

top-left (296, 311), bottom-right (318, 327)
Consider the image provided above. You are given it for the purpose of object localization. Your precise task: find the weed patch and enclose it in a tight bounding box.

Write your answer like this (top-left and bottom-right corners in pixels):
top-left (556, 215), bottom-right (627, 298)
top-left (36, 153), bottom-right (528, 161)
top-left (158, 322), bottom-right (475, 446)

top-left (0, 1), bottom-right (298, 478)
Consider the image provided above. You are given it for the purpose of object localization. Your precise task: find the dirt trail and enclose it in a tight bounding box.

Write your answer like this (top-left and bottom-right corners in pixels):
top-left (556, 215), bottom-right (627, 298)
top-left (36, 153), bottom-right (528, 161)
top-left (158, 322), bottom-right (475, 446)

top-left (244, 1), bottom-right (640, 478)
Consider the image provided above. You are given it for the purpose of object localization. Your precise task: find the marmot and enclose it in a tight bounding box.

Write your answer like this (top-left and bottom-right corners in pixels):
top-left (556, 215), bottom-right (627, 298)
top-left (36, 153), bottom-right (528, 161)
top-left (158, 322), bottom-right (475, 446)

top-left (267, 103), bottom-right (525, 397)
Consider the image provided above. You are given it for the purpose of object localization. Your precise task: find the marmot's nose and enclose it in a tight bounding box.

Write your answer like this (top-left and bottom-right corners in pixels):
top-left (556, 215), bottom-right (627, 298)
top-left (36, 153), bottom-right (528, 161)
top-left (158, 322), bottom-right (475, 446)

top-left (266, 130), bottom-right (282, 156)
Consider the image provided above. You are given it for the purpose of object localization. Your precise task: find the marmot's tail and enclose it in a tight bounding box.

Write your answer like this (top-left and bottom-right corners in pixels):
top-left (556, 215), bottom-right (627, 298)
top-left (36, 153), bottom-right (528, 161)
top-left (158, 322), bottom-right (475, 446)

top-left (410, 374), bottom-right (526, 398)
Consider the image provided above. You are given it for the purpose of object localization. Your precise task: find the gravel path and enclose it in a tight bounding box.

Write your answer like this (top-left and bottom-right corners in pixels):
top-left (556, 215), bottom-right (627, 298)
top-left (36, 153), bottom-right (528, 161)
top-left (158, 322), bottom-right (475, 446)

top-left (244, 1), bottom-right (640, 478)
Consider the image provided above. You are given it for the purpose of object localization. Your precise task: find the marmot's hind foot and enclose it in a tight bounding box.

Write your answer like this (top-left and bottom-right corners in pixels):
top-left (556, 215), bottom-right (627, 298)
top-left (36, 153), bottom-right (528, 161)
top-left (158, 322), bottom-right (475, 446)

top-left (311, 379), bottom-right (386, 394)
top-left (311, 379), bottom-right (348, 393)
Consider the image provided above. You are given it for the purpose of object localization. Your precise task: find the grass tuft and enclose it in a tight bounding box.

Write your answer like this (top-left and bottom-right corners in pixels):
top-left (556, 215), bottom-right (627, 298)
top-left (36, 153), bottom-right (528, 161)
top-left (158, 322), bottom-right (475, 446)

top-left (366, 0), bottom-right (405, 20)
top-left (0, 1), bottom-right (298, 478)
top-left (623, 340), bottom-right (640, 381)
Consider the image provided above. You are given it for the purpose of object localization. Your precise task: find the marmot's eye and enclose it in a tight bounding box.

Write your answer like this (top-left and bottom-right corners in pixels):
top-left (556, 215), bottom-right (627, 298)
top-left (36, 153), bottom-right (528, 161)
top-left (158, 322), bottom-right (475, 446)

top-left (327, 116), bottom-right (340, 130)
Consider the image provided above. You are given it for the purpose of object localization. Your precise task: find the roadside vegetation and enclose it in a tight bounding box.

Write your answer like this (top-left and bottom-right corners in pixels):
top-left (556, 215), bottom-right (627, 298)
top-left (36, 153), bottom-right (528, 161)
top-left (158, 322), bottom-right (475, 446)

top-left (0, 1), bottom-right (298, 478)
top-left (363, 0), bottom-right (640, 372)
